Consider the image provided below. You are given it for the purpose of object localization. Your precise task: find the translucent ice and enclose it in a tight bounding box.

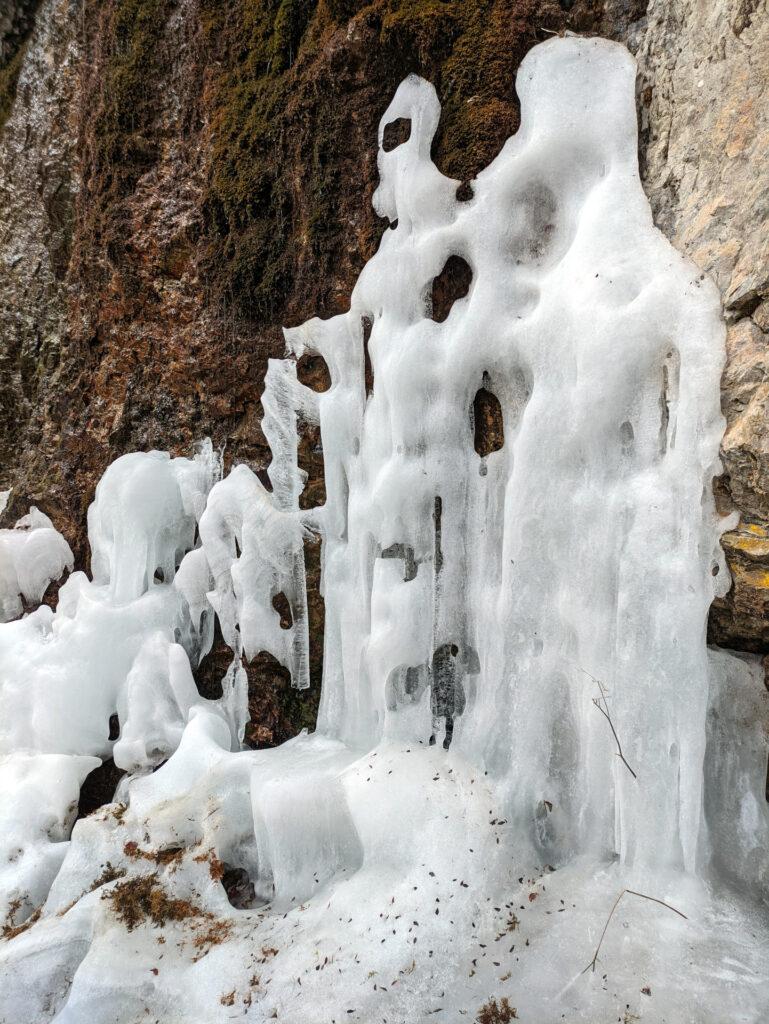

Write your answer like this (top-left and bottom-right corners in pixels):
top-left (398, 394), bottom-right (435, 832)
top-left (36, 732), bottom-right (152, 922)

top-left (0, 37), bottom-right (767, 1024)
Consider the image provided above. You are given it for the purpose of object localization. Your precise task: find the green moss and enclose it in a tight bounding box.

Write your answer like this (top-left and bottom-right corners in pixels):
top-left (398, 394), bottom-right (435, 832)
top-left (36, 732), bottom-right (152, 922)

top-left (199, 0), bottom-right (325, 321)
top-left (89, 0), bottom-right (174, 197)
top-left (379, 0), bottom-right (459, 64)
top-left (272, 0), bottom-right (316, 72)
top-left (199, 0), bottom-right (570, 325)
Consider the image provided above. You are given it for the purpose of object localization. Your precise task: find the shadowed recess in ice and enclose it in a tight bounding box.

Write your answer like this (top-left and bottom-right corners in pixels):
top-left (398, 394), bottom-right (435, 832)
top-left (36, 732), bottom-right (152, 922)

top-left (1, 38), bottom-right (768, 1024)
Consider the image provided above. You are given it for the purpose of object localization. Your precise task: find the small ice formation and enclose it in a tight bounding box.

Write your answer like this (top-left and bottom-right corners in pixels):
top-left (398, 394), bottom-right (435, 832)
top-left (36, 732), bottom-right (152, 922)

top-left (0, 505), bottom-right (73, 622)
top-left (1, 38), bottom-right (768, 1024)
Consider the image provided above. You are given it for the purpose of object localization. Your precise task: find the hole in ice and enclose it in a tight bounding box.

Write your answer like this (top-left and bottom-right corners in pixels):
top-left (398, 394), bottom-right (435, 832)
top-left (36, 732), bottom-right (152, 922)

top-left (381, 542), bottom-right (417, 582)
top-left (295, 352), bottom-right (331, 393)
top-left (221, 864), bottom-right (259, 910)
top-left (108, 714), bottom-right (120, 741)
top-left (245, 651), bottom-right (291, 748)
top-left (389, 218), bottom-right (399, 230)
top-left (430, 643), bottom-right (466, 750)
top-left (298, 422), bottom-right (326, 511)
top-left (243, 645), bottom-right (321, 748)
top-left (193, 616), bottom-right (227, 699)
top-left (711, 563), bottom-right (720, 577)
top-left (272, 591), bottom-right (293, 630)
top-left (430, 255), bottom-right (472, 323)
top-left (382, 117), bottom-right (411, 152)
top-left (303, 531), bottom-right (325, 692)
top-left (472, 374), bottom-right (505, 457)
top-left (386, 663), bottom-right (429, 711)
top-left (456, 182), bottom-right (474, 202)
top-left (433, 496), bottom-right (443, 574)
top-left (76, 759), bottom-right (124, 821)
top-left (153, 566), bottom-right (165, 584)
top-left (256, 467), bottom-right (273, 493)
top-left (361, 316), bottom-right (374, 398)
top-left (620, 420), bottom-right (635, 454)
top-left (659, 348), bottom-right (680, 456)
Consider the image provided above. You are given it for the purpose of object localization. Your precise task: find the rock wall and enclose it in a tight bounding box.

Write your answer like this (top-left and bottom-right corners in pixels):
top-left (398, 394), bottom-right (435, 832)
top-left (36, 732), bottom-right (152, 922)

top-left (635, 0), bottom-right (769, 651)
top-left (0, 0), bottom-right (767, 734)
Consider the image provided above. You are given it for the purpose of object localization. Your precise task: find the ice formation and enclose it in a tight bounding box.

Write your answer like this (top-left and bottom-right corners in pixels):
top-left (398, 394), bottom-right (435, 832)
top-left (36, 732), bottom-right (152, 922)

top-left (0, 505), bottom-right (73, 622)
top-left (1, 37), bottom-right (768, 1024)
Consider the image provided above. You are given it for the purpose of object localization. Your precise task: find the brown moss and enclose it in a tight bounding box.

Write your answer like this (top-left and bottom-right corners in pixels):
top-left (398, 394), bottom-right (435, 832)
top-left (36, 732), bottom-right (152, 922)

top-left (193, 849), bottom-right (226, 882)
top-left (104, 874), bottom-right (205, 930)
top-left (191, 919), bottom-right (234, 959)
top-left (476, 997), bottom-right (518, 1023)
top-left (2, 906), bottom-right (41, 941)
top-left (91, 861), bottom-right (127, 889)
top-left (123, 841), bottom-right (185, 867)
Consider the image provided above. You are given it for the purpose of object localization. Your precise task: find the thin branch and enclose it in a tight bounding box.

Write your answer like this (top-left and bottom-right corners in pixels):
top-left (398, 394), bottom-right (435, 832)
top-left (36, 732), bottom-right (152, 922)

top-left (578, 667), bottom-right (637, 780)
top-left (583, 889), bottom-right (688, 974)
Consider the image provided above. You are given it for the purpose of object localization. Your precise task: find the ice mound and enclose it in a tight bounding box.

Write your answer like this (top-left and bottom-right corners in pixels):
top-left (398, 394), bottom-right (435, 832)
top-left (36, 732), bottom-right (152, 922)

top-left (1, 37), bottom-right (768, 1024)
top-left (0, 505), bottom-right (73, 622)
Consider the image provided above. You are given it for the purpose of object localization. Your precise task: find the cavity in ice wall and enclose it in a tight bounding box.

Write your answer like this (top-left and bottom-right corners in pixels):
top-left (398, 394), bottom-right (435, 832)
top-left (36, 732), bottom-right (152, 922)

top-left (1, 37), bottom-right (768, 1024)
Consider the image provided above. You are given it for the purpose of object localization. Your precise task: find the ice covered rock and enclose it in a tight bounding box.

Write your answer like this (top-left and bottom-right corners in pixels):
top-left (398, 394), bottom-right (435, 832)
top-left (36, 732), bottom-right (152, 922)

top-left (113, 632), bottom-right (220, 773)
top-left (0, 506), bottom-right (73, 622)
top-left (0, 752), bottom-right (99, 928)
top-left (88, 440), bottom-right (220, 604)
top-left (199, 457), bottom-right (310, 686)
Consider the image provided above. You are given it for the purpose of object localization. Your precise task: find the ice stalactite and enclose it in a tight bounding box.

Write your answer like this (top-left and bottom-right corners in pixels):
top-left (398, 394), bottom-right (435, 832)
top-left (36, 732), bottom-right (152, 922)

top-left (1, 37), bottom-right (768, 1024)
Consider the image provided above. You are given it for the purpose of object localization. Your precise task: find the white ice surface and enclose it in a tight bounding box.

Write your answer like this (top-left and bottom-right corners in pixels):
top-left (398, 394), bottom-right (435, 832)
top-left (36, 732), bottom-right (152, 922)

top-left (0, 36), bottom-right (767, 1024)
top-left (0, 506), bottom-right (73, 622)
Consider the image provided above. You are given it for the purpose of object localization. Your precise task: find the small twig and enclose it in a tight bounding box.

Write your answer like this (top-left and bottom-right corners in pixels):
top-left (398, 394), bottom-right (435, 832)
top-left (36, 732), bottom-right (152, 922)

top-left (583, 889), bottom-right (687, 974)
top-left (579, 668), bottom-right (637, 780)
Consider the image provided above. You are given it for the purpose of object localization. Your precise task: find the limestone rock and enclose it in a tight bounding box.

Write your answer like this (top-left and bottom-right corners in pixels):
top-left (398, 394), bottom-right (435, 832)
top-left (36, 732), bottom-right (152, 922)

top-left (635, 0), bottom-right (769, 649)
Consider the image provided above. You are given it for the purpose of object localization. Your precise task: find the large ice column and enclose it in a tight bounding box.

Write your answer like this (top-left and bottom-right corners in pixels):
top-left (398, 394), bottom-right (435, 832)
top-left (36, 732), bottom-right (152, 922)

top-left (287, 39), bottom-right (728, 870)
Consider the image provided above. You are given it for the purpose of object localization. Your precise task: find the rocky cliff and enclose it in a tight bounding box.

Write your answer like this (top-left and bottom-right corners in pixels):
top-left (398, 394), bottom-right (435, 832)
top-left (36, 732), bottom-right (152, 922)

top-left (1, 0), bottom-right (767, 739)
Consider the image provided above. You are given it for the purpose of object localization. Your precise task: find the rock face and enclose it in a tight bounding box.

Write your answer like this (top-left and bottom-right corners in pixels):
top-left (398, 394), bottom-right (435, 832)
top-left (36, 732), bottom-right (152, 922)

top-left (634, 0), bottom-right (769, 651)
top-left (0, 0), bottom-right (767, 725)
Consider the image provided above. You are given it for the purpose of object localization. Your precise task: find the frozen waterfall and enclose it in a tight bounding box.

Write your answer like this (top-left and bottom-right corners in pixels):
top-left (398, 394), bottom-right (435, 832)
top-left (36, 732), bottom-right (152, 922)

top-left (0, 37), bottom-right (767, 1024)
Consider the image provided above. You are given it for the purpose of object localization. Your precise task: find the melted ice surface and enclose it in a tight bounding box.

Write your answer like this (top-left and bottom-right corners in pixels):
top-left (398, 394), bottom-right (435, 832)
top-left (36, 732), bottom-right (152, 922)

top-left (1, 38), bottom-right (768, 1024)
